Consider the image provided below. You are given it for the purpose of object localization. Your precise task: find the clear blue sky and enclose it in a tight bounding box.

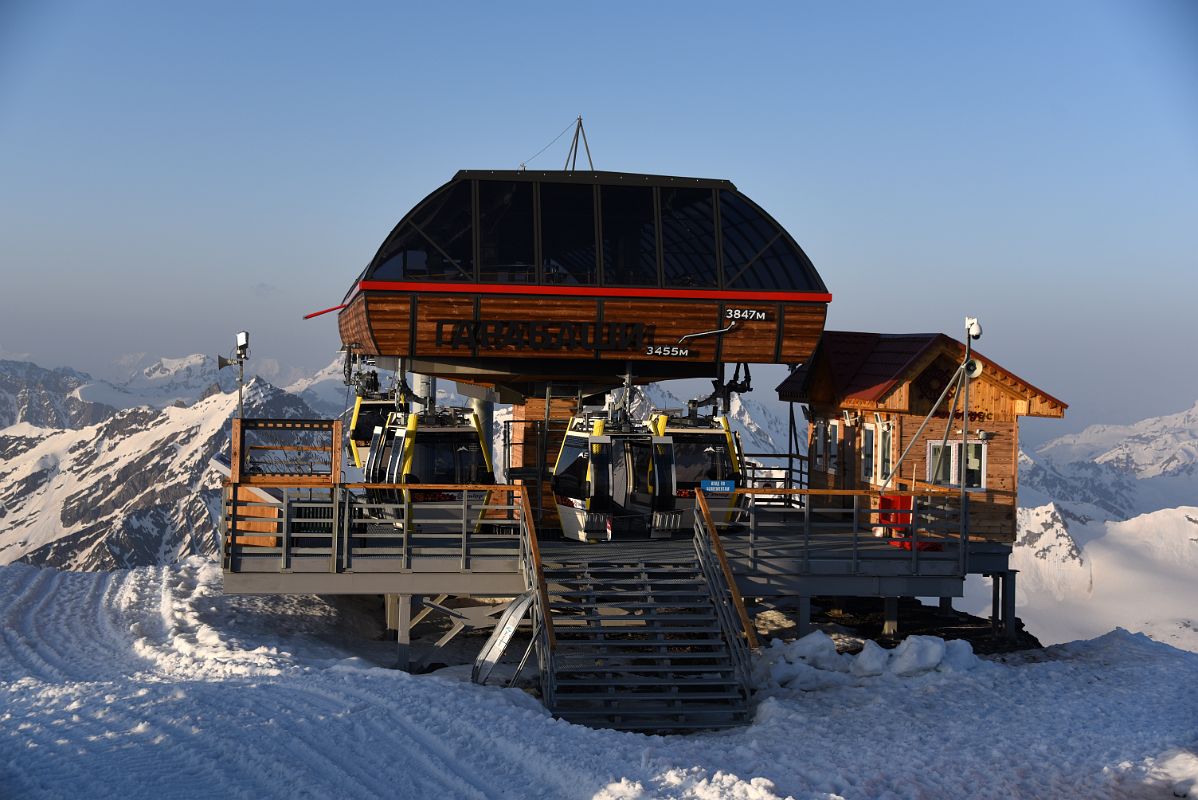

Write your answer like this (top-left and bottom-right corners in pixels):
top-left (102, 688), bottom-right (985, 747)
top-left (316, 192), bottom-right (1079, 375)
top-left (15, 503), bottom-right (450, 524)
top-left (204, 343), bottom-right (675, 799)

top-left (1, 1), bottom-right (1195, 442)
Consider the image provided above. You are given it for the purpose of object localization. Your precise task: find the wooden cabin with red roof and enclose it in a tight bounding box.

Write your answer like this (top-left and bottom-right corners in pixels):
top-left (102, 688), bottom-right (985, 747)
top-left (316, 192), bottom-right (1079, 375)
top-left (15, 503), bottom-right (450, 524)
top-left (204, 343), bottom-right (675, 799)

top-left (776, 331), bottom-right (1067, 543)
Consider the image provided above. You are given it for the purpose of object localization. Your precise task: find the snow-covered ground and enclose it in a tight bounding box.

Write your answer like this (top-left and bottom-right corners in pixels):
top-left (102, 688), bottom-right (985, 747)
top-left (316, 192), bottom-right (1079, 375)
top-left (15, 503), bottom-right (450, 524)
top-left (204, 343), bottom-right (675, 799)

top-left (2, 559), bottom-right (1196, 800)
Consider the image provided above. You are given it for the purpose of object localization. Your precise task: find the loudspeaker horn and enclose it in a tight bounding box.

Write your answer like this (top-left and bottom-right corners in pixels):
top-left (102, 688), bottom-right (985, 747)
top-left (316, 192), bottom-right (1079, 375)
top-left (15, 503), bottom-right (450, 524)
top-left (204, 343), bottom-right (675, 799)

top-left (964, 358), bottom-right (983, 379)
top-left (217, 355), bottom-right (235, 370)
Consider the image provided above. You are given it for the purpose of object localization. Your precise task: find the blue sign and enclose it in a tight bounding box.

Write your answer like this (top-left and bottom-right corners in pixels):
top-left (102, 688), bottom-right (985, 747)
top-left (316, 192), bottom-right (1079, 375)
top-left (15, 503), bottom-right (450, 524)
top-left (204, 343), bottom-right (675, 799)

top-left (701, 480), bottom-right (736, 494)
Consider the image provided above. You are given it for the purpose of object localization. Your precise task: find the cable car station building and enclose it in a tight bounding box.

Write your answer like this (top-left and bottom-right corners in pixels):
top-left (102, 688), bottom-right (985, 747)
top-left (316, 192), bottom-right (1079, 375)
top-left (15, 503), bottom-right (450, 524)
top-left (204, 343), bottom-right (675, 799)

top-left (221, 168), bottom-right (1065, 733)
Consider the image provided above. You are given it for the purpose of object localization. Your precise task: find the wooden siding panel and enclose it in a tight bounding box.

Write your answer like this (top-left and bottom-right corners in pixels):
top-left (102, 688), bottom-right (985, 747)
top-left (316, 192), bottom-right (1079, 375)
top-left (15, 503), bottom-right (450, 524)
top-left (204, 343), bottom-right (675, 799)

top-left (780, 303), bottom-right (827, 363)
top-left (364, 295), bottom-right (411, 355)
top-left (414, 296), bottom-right (476, 357)
top-left (338, 295), bottom-right (377, 356)
top-left (600, 301), bottom-right (722, 361)
top-left (719, 303), bottom-right (782, 363)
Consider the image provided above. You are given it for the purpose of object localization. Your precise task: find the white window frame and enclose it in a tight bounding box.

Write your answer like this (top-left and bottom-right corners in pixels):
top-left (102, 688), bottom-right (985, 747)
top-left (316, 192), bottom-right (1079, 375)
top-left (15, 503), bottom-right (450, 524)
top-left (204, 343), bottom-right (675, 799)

top-left (861, 424), bottom-right (875, 483)
top-left (925, 440), bottom-right (988, 489)
top-left (877, 423), bottom-right (893, 484)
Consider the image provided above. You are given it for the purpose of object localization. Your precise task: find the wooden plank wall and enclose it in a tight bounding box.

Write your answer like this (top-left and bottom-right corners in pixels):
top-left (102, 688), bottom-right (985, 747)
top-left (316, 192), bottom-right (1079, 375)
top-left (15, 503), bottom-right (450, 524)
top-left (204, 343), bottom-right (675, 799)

top-left (343, 291), bottom-right (828, 368)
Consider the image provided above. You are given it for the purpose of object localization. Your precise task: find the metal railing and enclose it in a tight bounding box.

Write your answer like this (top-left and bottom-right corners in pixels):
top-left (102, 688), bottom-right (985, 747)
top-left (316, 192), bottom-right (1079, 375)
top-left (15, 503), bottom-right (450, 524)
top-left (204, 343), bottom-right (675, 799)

top-left (223, 483), bottom-right (528, 574)
top-left (517, 485), bottom-right (557, 706)
top-left (703, 487), bottom-right (970, 578)
top-left (693, 490), bottom-right (758, 693)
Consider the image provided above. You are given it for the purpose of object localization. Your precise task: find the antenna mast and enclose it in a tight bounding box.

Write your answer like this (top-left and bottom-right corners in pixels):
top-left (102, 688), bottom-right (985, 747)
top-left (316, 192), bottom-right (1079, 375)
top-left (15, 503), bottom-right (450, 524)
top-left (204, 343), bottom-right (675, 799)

top-left (564, 116), bottom-right (595, 171)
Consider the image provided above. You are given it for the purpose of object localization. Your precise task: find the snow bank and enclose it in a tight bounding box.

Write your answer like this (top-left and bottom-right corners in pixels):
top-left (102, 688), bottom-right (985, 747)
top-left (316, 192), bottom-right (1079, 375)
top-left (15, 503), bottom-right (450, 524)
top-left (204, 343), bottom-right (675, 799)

top-left (2, 562), bottom-right (1197, 800)
top-left (755, 631), bottom-right (984, 692)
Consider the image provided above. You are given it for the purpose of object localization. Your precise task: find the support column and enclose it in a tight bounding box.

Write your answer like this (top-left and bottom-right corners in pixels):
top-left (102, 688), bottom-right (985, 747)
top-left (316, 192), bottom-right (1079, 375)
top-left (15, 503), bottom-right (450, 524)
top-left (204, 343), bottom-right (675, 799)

top-left (796, 596), bottom-right (812, 638)
top-left (990, 573), bottom-right (1001, 630)
top-left (1002, 570), bottom-right (1018, 641)
top-left (385, 593), bottom-right (399, 631)
top-left (471, 396), bottom-right (494, 466)
top-left (395, 594), bottom-right (413, 671)
top-left (413, 373), bottom-right (437, 412)
top-left (882, 597), bottom-right (899, 637)
top-left (939, 597), bottom-right (954, 612)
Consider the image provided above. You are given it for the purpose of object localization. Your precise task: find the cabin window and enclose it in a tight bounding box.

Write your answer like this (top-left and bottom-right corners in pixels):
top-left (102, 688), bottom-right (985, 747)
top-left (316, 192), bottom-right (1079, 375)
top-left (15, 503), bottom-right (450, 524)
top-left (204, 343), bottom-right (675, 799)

top-left (540, 183), bottom-right (598, 285)
top-left (812, 419), bottom-right (826, 469)
top-left (659, 187), bottom-right (719, 288)
top-left (478, 180), bottom-right (535, 283)
top-left (553, 439), bottom-right (590, 498)
top-left (408, 432), bottom-right (490, 484)
top-left (926, 441), bottom-right (987, 489)
top-left (370, 181), bottom-right (474, 282)
top-left (827, 421), bottom-right (839, 474)
top-left (673, 434), bottom-right (734, 488)
top-left (878, 424), bottom-right (893, 482)
top-left (600, 185), bottom-right (658, 286)
top-left (861, 425), bottom-right (875, 482)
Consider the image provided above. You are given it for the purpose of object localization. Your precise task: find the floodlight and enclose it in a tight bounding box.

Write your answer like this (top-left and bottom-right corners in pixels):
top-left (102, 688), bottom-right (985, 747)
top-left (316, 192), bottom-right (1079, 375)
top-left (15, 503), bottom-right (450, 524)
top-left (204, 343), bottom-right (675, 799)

top-left (236, 331), bottom-right (250, 357)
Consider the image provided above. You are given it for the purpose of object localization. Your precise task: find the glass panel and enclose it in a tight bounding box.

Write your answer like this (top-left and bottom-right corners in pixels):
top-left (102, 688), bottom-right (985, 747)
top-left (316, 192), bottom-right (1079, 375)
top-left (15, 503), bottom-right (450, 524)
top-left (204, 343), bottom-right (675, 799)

top-left (552, 438), bottom-right (589, 499)
top-left (862, 428), bottom-right (875, 480)
top-left (928, 443), bottom-right (953, 485)
top-left (478, 181), bottom-right (535, 283)
top-left (813, 421), bottom-right (825, 467)
top-left (673, 435), bottom-right (733, 488)
top-left (540, 182), bottom-right (597, 285)
top-left (828, 422), bottom-right (839, 472)
top-left (601, 185), bottom-right (657, 286)
top-left (659, 187), bottom-right (718, 288)
top-left (880, 428), bottom-right (892, 480)
top-left (964, 443), bottom-right (985, 488)
top-left (720, 190), bottom-right (820, 291)
top-left (369, 181), bottom-right (474, 281)
top-left (369, 225), bottom-right (426, 281)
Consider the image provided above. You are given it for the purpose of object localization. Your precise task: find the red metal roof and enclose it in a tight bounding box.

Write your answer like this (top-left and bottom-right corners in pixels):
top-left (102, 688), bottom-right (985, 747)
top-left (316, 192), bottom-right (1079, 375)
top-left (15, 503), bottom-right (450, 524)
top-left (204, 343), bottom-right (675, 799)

top-left (776, 331), bottom-right (1067, 411)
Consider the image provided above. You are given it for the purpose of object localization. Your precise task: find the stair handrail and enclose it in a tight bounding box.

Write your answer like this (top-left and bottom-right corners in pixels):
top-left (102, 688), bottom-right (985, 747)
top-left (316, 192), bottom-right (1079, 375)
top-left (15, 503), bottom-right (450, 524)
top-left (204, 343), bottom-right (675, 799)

top-left (518, 484), bottom-right (556, 649)
top-left (695, 490), bottom-right (759, 650)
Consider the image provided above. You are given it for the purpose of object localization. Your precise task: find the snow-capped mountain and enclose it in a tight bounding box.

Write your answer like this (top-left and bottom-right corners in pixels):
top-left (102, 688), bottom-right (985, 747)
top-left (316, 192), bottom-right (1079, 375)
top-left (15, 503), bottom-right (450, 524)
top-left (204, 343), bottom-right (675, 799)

top-left (285, 356), bottom-right (350, 418)
top-left (959, 399), bottom-right (1198, 651)
top-left (0, 376), bottom-right (316, 571)
top-left (0, 360), bottom-right (117, 429)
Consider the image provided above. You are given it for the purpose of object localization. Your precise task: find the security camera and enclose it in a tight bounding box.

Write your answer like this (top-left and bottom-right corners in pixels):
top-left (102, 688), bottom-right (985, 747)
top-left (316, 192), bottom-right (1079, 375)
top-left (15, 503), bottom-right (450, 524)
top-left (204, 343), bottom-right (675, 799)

top-left (965, 317), bottom-right (982, 340)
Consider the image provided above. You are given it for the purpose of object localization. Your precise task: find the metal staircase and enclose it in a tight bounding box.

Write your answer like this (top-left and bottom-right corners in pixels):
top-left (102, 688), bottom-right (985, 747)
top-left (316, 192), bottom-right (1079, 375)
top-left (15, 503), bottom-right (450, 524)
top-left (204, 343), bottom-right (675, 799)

top-left (531, 544), bottom-right (754, 733)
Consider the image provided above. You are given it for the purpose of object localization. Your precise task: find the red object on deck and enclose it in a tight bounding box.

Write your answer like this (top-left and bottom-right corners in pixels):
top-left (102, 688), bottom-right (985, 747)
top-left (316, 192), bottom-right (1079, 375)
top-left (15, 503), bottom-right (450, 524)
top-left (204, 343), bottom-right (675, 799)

top-left (878, 494), bottom-right (912, 527)
top-left (887, 539), bottom-right (945, 552)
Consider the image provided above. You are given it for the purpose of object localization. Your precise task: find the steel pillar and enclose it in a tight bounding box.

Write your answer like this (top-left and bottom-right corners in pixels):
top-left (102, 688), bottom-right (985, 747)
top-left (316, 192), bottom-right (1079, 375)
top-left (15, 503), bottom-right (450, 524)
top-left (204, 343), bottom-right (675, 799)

top-left (796, 596), bottom-right (811, 637)
top-left (471, 397), bottom-right (494, 465)
top-left (413, 373), bottom-right (437, 412)
top-left (882, 597), bottom-right (899, 636)
top-left (1002, 570), bottom-right (1018, 641)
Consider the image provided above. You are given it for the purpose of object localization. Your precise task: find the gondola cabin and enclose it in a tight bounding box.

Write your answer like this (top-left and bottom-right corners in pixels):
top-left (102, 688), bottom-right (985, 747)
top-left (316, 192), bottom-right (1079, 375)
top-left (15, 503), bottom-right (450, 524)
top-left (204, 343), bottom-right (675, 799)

top-left (551, 411), bottom-right (746, 542)
top-left (361, 406), bottom-right (494, 505)
top-left (777, 331), bottom-right (1067, 542)
top-left (650, 413), bottom-right (745, 529)
top-left (335, 170), bottom-right (831, 399)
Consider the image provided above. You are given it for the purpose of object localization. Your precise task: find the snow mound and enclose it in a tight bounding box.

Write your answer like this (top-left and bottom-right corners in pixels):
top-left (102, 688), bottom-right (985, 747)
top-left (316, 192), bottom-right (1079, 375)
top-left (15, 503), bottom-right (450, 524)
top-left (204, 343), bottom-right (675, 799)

top-left (755, 631), bottom-right (983, 691)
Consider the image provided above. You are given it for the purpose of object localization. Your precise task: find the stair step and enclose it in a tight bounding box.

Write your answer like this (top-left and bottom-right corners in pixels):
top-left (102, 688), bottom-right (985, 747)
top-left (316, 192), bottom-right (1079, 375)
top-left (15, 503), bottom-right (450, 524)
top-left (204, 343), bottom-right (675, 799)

top-left (549, 589), bottom-right (714, 598)
top-left (549, 613), bottom-right (718, 623)
top-left (556, 705), bottom-right (748, 718)
top-left (552, 691), bottom-right (746, 703)
top-left (555, 676), bottom-right (740, 688)
top-left (548, 605), bottom-right (714, 613)
top-left (553, 641), bottom-right (728, 652)
top-left (554, 628), bottom-right (724, 638)
top-left (555, 660), bottom-right (735, 672)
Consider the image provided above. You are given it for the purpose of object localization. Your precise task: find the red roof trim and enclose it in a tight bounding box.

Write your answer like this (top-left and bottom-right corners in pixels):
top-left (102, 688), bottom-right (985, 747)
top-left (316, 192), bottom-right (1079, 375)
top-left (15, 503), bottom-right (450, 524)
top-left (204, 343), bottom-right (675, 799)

top-left (357, 280), bottom-right (832, 304)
